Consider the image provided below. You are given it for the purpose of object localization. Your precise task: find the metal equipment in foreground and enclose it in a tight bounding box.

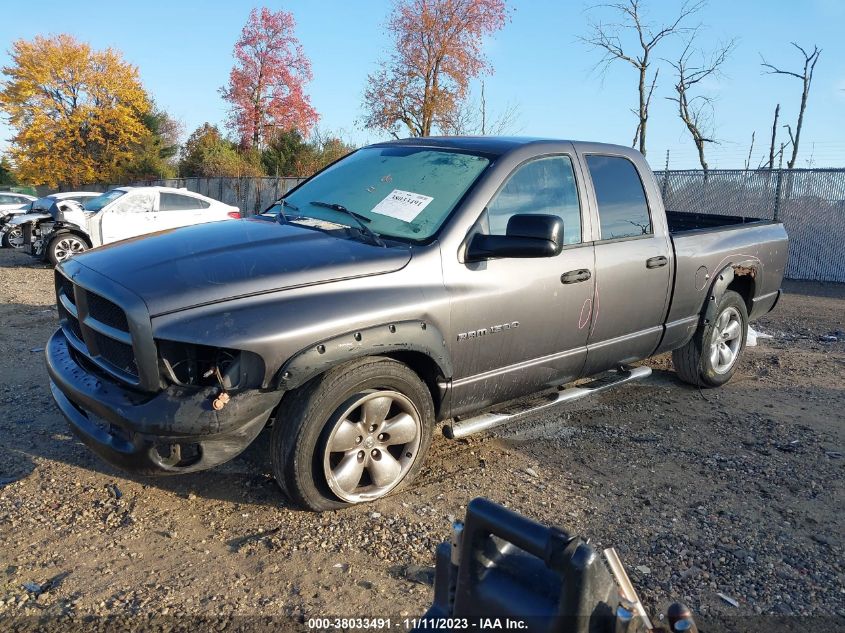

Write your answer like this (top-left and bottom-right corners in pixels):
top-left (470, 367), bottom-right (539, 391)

top-left (419, 497), bottom-right (698, 633)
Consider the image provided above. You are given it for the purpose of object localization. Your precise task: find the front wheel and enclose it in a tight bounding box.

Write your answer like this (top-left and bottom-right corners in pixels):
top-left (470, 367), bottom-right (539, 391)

top-left (271, 357), bottom-right (434, 511)
top-left (47, 233), bottom-right (88, 266)
top-left (673, 289), bottom-right (748, 387)
top-left (1, 226), bottom-right (24, 249)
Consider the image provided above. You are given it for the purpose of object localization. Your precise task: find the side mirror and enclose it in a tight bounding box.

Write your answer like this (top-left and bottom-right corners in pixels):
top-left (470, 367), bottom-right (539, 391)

top-left (466, 214), bottom-right (563, 262)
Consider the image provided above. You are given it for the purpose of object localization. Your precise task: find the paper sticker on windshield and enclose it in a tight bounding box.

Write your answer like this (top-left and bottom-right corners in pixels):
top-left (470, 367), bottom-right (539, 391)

top-left (371, 189), bottom-right (433, 222)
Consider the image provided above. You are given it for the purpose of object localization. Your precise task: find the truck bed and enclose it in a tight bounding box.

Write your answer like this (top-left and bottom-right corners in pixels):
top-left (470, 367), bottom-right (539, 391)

top-left (664, 214), bottom-right (788, 333)
top-left (666, 210), bottom-right (770, 234)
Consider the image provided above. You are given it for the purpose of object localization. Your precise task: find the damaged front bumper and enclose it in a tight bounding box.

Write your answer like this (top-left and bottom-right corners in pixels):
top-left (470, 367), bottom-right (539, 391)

top-left (45, 329), bottom-right (284, 475)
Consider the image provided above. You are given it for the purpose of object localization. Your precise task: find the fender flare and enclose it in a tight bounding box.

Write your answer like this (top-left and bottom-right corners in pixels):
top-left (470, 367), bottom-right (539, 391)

top-left (701, 260), bottom-right (757, 325)
top-left (274, 320), bottom-right (453, 391)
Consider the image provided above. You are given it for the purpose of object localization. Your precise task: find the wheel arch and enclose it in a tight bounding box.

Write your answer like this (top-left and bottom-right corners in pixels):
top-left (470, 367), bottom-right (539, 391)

top-left (50, 228), bottom-right (93, 249)
top-left (702, 261), bottom-right (757, 326)
top-left (273, 320), bottom-right (452, 419)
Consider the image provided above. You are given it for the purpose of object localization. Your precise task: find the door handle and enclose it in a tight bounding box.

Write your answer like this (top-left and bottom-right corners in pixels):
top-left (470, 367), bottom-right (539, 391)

top-left (646, 256), bottom-right (668, 269)
top-left (561, 269), bottom-right (592, 284)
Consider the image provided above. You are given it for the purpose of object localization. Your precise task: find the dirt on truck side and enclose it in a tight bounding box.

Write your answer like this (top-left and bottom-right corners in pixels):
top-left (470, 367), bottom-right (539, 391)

top-left (0, 247), bottom-right (843, 625)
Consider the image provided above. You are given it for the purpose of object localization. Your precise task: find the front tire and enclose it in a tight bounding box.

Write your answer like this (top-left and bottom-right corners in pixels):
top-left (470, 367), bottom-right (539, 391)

top-left (673, 289), bottom-right (748, 387)
top-left (271, 357), bottom-right (434, 511)
top-left (47, 233), bottom-right (88, 266)
top-left (2, 226), bottom-right (24, 249)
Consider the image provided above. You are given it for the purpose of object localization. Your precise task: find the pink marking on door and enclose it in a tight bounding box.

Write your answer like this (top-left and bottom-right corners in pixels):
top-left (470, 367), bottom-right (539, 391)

top-left (578, 298), bottom-right (592, 329)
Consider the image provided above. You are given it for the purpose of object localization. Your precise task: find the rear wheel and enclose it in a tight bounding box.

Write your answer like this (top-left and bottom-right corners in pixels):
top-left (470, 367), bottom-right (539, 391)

top-left (2, 226), bottom-right (24, 249)
top-left (673, 289), bottom-right (748, 387)
top-left (48, 233), bottom-right (87, 266)
top-left (271, 357), bottom-right (434, 511)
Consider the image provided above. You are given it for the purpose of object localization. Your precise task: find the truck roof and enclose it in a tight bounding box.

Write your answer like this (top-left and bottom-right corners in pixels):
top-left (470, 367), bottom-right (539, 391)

top-left (371, 136), bottom-right (640, 158)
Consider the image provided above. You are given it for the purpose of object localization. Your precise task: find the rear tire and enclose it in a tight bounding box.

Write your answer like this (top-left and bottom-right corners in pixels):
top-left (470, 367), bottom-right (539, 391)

top-left (47, 233), bottom-right (88, 266)
top-left (2, 226), bottom-right (24, 249)
top-left (673, 290), bottom-right (748, 387)
top-left (270, 356), bottom-right (434, 511)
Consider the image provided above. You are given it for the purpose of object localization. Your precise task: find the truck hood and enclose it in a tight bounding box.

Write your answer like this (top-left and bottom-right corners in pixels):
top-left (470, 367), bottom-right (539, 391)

top-left (72, 219), bottom-right (412, 316)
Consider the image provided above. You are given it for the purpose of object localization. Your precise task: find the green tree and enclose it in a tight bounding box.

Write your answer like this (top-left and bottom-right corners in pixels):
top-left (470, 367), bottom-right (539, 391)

top-left (295, 131), bottom-right (356, 176)
top-left (261, 129), bottom-right (309, 176)
top-left (179, 123), bottom-right (260, 177)
top-left (0, 155), bottom-right (17, 186)
top-left (119, 104), bottom-right (182, 181)
top-left (261, 128), bottom-right (355, 177)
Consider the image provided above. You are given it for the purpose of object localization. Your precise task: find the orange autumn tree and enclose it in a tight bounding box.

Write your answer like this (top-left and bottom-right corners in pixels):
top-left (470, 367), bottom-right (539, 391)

top-left (0, 35), bottom-right (150, 187)
top-left (221, 7), bottom-right (319, 149)
top-left (363, 0), bottom-right (509, 138)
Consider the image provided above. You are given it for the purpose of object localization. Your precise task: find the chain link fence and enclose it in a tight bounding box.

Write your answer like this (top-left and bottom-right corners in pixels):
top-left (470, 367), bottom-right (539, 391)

top-left (655, 169), bottom-right (845, 283)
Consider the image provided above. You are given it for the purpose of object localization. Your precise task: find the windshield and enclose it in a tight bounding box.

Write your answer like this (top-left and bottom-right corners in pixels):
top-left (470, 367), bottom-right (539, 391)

top-left (283, 147), bottom-right (491, 242)
top-left (83, 190), bottom-right (126, 213)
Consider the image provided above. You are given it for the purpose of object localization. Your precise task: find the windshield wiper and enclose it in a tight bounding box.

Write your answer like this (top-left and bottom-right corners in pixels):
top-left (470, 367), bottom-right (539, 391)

top-left (309, 200), bottom-right (386, 247)
top-left (275, 199), bottom-right (299, 224)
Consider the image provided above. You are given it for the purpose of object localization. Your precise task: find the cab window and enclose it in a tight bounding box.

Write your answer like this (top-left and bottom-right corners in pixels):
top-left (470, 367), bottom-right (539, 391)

top-left (586, 155), bottom-right (652, 240)
top-left (485, 156), bottom-right (581, 245)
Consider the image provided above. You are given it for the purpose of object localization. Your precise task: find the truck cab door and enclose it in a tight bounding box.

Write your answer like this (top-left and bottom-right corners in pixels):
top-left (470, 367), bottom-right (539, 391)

top-left (579, 152), bottom-right (672, 375)
top-left (99, 190), bottom-right (157, 245)
top-left (443, 154), bottom-right (595, 417)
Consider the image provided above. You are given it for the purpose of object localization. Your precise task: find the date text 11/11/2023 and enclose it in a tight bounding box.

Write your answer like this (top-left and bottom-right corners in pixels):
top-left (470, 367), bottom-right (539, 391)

top-left (306, 617), bottom-right (529, 630)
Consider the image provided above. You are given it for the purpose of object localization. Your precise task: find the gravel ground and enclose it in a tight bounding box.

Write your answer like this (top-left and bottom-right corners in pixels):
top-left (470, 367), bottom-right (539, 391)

top-left (0, 247), bottom-right (842, 630)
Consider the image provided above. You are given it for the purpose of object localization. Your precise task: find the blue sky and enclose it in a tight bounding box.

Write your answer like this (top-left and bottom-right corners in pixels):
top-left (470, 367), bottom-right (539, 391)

top-left (1, 0), bottom-right (843, 169)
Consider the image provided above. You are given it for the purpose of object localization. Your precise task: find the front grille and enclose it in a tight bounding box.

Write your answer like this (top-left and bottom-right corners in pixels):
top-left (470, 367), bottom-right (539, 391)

top-left (87, 292), bottom-right (129, 331)
top-left (65, 312), bottom-right (83, 342)
top-left (59, 275), bottom-right (75, 305)
top-left (90, 330), bottom-right (138, 376)
top-left (55, 270), bottom-right (140, 384)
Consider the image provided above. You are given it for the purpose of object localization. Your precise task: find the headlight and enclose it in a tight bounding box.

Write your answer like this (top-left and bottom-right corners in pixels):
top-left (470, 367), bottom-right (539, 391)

top-left (157, 340), bottom-right (265, 390)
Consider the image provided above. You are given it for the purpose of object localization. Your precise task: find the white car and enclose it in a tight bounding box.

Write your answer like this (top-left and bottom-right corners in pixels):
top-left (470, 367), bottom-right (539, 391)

top-left (0, 192), bottom-right (37, 214)
top-left (0, 192), bottom-right (38, 235)
top-left (36, 186), bottom-right (241, 265)
top-left (2, 191), bottom-right (101, 249)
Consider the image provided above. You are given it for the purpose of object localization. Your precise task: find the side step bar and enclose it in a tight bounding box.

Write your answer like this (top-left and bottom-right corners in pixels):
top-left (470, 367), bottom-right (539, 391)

top-left (443, 366), bottom-right (652, 439)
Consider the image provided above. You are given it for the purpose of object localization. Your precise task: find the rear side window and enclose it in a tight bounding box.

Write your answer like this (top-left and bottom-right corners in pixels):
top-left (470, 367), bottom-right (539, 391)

top-left (160, 193), bottom-right (208, 211)
top-left (487, 155), bottom-right (581, 244)
top-left (586, 155), bottom-right (651, 240)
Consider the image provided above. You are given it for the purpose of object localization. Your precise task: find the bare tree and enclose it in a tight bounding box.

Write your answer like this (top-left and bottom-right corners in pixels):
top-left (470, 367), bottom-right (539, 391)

top-left (440, 81), bottom-right (522, 135)
top-left (666, 36), bottom-right (735, 172)
top-left (761, 43), bottom-right (821, 169)
top-left (582, 0), bottom-right (704, 157)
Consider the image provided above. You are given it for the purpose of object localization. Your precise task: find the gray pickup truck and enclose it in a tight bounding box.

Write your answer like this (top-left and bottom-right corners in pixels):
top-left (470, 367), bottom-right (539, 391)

top-left (46, 137), bottom-right (788, 510)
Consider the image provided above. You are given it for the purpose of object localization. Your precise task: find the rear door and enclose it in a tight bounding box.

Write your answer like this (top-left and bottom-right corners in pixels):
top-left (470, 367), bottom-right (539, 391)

top-left (580, 152), bottom-right (672, 375)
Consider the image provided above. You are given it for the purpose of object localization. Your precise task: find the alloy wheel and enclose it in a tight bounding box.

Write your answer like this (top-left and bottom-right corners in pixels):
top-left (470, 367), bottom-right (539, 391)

top-left (322, 390), bottom-right (422, 503)
top-left (710, 306), bottom-right (742, 374)
top-left (53, 237), bottom-right (86, 261)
